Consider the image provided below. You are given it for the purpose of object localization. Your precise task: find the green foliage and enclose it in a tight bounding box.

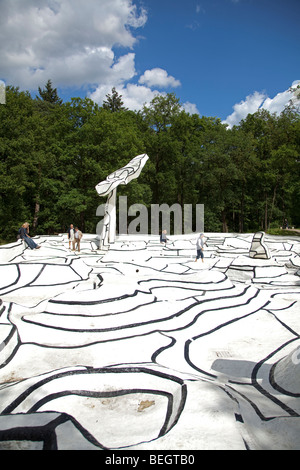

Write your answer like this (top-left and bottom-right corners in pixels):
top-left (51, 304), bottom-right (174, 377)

top-left (102, 87), bottom-right (127, 113)
top-left (36, 79), bottom-right (63, 105)
top-left (0, 84), bottom-right (299, 242)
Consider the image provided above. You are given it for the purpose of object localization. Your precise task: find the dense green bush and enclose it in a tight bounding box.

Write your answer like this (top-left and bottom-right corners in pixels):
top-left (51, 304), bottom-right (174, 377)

top-left (0, 82), bottom-right (299, 242)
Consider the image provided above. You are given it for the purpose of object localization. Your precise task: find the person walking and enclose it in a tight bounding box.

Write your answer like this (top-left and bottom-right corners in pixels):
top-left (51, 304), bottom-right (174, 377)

top-left (195, 233), bottom-right (205, 262)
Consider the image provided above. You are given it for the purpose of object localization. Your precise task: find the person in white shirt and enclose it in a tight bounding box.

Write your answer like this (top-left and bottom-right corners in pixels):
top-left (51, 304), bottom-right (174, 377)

top-left (195, 233), bottom-right (205, 262)
top-left (67, 224), bottom-right (75, 249)
top-left (72, 227), bottom-right (83, 252)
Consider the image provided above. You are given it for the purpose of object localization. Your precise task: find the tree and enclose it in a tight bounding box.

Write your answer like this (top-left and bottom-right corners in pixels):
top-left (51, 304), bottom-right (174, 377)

top-left (198, 121), bottom-right (241, 232)
top-left (239, 108), bottom-right (300, 231)
top-left (102, 87), bottom-right (127, 112)
top-left (36, 79), bottom-right (62, 105)
top-left (142, 93), bottom-right (181, 132)
top-left (141, 94), bottom-right (182, 207)
top-left (1, 82), bottom-right (299, 242)
top-left (28, 101), bottom-right (71, 233)
top-left (0, 86), bottom-right (35, 239)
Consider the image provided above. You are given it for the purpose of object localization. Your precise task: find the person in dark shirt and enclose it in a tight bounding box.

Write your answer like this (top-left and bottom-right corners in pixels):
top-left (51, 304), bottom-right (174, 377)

top-left (19, 222), bottom-right (41, 250)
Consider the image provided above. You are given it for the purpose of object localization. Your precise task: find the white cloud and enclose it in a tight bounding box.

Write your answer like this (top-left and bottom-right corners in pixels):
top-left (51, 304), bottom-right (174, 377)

top-left (89, 82), bottom-right (161, 111)
top-left (139, 68), bottom-right (181, 88)
top-left (0, 0), bottom-right (199, 115)
top-left (120, 83), bottom-right (161, 110)
top-left (89, 63), bottom-right (195, 114)
top-left (261, 82), bottom-right (300, 114)
top-left (90, 82), bottom-right (200, 115)
top-left (0, 0), bottom-right (147, 90)
top-left (222, 91), bottom-right (266, 128)
top-left (223, 81), bottom-right (300, 128)
top-left (183, 101), bottom-right (200, 115)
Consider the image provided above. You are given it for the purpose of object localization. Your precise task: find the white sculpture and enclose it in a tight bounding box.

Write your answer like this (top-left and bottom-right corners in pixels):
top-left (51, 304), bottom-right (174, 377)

top-left (249, 231), bottom-right (271, 259)
top-left (95, 153), bottom-right (149, 248)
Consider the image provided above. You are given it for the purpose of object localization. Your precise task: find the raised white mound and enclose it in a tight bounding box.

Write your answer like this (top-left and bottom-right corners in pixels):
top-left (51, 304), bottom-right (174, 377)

top-left (271, 347), bottom-right (300, 396)
top-left (0, 232), bottom-right (299, 450)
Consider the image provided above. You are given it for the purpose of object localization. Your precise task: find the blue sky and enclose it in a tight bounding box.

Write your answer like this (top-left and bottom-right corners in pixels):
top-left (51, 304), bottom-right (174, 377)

top-left (137, 0), bottom-right (300, 119)
top-left (1, 0), bottom-right (299, 126)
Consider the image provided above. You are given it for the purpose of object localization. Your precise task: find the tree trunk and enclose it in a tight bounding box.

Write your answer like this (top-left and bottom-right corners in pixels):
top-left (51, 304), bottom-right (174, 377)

top-left (264, 193), bottom-right (268, 232)
top-left (33, 163), bottom-right (42, 232)
top-left (222, 210), bottom-right (228, 232)
top-left (269, 182), bottom-right (278, 229)
top-left (33, 198), bottom-right (40, 231)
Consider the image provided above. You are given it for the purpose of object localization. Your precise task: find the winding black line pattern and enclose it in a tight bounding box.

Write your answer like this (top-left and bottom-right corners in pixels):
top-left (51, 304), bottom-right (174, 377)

top-left (0, 232), bottom-right (299, 449)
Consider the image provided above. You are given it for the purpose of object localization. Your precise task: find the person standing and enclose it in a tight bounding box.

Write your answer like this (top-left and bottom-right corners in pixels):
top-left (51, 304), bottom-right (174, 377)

top-left (72, 227), bottom-right (83, 252)
top-left (195, 233), bottom-right (205, 262)
top-left (67, 224), bottom-right (75, 249)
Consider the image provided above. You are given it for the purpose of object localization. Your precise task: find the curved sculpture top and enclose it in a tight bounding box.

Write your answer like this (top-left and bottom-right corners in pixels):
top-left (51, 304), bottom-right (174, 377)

top-left (95, 153), bottom-right (149, 197)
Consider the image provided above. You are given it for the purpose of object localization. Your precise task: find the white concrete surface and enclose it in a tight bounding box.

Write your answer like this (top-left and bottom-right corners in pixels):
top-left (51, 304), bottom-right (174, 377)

top-left (0, 232), bottom-right (299, 450)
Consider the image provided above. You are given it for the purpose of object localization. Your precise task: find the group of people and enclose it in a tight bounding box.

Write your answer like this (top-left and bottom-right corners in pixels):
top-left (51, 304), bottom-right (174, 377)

top-left (18, 222), bottom-right (83, 252)
top-left (18, 222), bottom-right (205, 258)
top-left (161, 230), bottom-right (206, 262)
top-left (67, 224), bottom-right (83, 252)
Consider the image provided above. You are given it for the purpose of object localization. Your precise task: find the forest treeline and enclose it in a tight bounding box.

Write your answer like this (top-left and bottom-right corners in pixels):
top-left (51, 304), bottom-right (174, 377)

top-left (0, 81), bottom-right (299, 241)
